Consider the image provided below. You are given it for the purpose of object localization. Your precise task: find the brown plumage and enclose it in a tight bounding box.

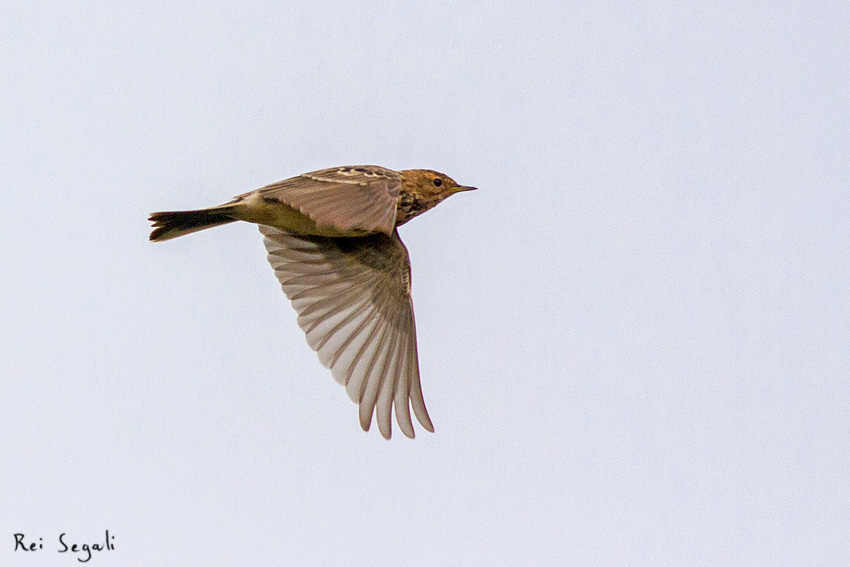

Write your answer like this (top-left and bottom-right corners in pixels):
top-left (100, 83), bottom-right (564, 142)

top-left (149, 165), bottom-right (476, 439)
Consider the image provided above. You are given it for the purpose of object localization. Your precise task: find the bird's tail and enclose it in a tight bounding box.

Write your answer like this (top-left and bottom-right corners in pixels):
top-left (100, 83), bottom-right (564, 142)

top-left (149, 205), bottom-right (239, 242)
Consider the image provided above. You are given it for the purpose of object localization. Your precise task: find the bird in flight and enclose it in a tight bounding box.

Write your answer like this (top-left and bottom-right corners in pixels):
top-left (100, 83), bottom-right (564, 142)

top-left (149, 165), bottom-right (476, 439)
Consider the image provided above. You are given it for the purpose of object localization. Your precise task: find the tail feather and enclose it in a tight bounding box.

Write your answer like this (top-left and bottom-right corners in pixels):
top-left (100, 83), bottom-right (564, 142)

top-left (149, 206), bottom-right (238, 241)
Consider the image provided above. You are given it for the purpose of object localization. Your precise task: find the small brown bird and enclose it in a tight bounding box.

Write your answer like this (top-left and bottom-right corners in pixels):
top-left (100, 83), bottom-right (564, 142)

top-left (149, 165), bottom-right (476, 439)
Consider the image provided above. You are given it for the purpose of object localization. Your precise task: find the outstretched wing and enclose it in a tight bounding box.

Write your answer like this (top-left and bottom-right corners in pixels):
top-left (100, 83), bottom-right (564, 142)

top-left (249, 165), bottom-right (401, 236)
top-left (260, 225), bottom-right (434, 439)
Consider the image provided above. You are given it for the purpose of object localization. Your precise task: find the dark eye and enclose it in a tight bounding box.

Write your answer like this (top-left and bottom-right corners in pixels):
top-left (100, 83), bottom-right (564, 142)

top-left (433, 178), bottom-right (443, 187)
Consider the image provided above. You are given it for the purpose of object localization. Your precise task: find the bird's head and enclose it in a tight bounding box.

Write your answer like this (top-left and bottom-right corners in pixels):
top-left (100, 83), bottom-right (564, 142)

top-left (397, 169), bottom-right (477, 225)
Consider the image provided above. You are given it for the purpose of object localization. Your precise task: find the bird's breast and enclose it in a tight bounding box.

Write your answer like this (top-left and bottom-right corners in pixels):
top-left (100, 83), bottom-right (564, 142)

top-left (395, 192), bottom-right (428, 226)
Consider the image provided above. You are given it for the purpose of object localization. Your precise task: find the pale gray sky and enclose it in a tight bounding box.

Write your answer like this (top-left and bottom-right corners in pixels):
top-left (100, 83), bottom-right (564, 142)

top-left (2, 1), bottom-right (848, 565)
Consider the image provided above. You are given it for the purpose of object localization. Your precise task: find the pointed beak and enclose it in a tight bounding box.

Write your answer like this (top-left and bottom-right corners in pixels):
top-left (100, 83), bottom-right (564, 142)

top-left (452, 185), bottom-right (478, 193)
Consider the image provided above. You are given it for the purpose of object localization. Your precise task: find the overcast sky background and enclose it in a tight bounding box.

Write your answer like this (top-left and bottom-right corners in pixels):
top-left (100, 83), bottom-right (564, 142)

top-left (2, 2), bottom-right (848, 565)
